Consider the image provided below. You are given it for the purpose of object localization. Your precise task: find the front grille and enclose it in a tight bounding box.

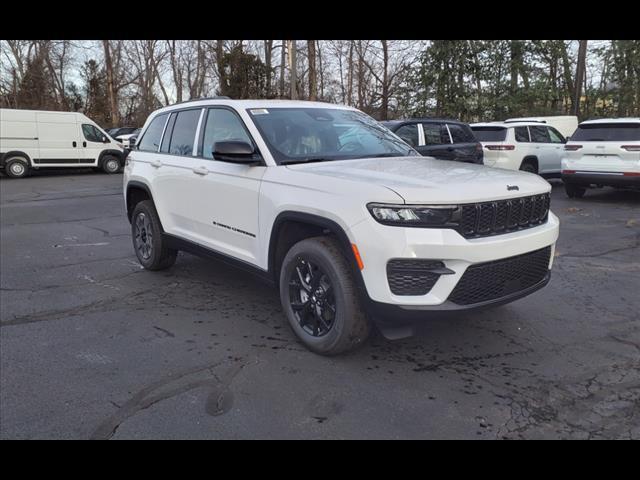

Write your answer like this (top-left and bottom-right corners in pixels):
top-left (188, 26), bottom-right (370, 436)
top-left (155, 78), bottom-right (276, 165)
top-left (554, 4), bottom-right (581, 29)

top-left (459, 193), bottom-right (550, 238)
top-left (448, 246), bottom-right (551, 305)
top-left (387, 259), bottom-right (443, 296)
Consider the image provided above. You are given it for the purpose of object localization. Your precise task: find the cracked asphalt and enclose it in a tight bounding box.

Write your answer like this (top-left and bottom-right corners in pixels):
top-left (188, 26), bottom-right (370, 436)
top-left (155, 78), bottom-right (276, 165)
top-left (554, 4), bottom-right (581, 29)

top-left (1, 169), bottom-right (639, 439)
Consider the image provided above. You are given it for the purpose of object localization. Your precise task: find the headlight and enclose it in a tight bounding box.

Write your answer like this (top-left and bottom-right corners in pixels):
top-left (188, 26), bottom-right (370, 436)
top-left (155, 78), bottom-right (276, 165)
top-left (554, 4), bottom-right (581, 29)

top-left (367, 203), bottom-right (461, 227)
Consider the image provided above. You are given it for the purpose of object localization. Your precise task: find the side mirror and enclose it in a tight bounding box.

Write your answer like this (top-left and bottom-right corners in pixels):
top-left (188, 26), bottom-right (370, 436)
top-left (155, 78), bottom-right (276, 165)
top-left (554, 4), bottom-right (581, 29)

top-left (213, 141), bottom-right (261, 165)
top-left (564, 136), bottom-right (570, 142)
top-left (130, 137), bottom-right (137, 147)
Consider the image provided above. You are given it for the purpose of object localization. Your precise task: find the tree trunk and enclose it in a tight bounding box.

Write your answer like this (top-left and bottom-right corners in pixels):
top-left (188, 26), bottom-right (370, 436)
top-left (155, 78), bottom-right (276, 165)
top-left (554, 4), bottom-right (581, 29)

top-left (307, 40), bottom-right (317, 101)
top-left (102, 40), bottom-right (120, 126)
top-left (264, 40), bottom-right (273, 97)
top-left (573, 40), bottom-right (588, 117)
top-left (289, 40), bottom-right (297, 100)
top-left (279, 40), bottom-right (286, 98)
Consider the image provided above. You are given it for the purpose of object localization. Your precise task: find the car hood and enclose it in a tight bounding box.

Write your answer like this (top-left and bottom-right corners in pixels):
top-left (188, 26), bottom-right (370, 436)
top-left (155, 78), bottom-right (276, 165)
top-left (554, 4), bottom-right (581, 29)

top-left (286, 156), bottom-right (551, 203)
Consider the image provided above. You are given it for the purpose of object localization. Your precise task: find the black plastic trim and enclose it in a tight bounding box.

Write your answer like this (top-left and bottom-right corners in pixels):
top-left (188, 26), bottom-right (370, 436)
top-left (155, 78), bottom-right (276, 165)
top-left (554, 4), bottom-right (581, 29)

top-left (163, 233), bottom-right (274, 286)
top-left (562, 172), bottom-right (640, 188)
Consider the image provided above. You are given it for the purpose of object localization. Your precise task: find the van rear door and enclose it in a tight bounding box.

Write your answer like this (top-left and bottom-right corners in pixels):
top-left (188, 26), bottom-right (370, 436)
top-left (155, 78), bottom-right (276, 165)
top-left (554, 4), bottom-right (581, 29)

top-left (35, 112), bottom-right (82, 165)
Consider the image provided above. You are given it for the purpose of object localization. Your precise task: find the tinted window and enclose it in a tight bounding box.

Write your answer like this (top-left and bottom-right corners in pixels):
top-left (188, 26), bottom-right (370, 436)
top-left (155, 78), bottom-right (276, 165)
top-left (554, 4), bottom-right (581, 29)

top-left (138, 113), bottom-right (168, 152)
top-left (448, 123), bottom-right (475, 143)
top-left (394, 124), bottom-right (419, 147)
top-left (201, 109), bottom-right (253, 159)
top-left (249, 107), bottom-right (415, 164)
top-left (548, 127), bottom-right (565, 143)
top-left (168, 109), bottom-right (201, 156)
top-left (160, 113), bottom-right (177, 153)
top-left (530, 126), bottom-right (551, 143)
top-left (82, 124), bottom-right (103, 143)
top-left (471, 127), bottom-right (507, 142)
top-left (423, 123), bottom-right (450, 145)
top-left (514, 126), bottom-right (530, 142)
top-left (571, 123), bottom-right (640, 141)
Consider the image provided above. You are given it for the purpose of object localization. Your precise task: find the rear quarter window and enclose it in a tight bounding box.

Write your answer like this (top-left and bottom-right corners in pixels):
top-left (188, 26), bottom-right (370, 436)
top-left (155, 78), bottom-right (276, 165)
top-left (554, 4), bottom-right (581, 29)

top-left (514, 126), bottom-right (530, 143)
top-left (571, 123), bottom-right (640, 141)
top-left (448, 123), bottom-right (475, 143)
top-left (137, 113), bottom-right (169, 152)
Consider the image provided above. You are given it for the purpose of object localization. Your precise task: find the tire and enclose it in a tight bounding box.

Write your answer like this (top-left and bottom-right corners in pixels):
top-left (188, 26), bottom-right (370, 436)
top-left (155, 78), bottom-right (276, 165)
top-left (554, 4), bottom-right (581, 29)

top-left (4, 156), bottom-right (30, 178)
top-left (519, 160), bottom-right (537, 174)
top-left (279, 236), bottom-right (371, 355)
top-left (101, 155), bottom-right (121, 174)
top-left (565, 183), bottom-right (586, 199)
top-left (131, 200), bottom-right (177, 270)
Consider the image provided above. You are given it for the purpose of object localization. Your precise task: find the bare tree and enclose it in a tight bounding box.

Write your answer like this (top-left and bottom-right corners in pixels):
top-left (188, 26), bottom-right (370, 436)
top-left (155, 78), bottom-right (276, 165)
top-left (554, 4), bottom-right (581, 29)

top-left (308, 40), bottom-right (317, 101)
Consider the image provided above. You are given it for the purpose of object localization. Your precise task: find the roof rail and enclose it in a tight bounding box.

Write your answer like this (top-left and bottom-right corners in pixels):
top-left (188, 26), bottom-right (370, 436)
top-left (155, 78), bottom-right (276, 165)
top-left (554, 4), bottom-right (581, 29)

top-left (172, 96), bottom-right (232, 106)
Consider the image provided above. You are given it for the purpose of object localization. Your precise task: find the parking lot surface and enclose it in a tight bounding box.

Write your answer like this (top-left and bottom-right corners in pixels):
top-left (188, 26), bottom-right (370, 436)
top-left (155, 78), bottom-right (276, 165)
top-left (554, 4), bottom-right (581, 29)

top-left (1, 170), bottom-right (639, 439)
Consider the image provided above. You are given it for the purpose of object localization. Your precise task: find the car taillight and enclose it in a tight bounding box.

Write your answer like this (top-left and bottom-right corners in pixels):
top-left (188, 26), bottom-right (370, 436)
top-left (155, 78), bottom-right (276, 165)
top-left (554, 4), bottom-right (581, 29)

top-left (621, 145), bottom-right (640, 152)
top-left (564, 145), bottom-right (583, 151)
top-left (485, 145), bottom-right (515, 151)
top-left (623, 172), bottom-right (640, 176)
top-left (475, 143), bottom-right (482, 151)
top-left (562, 170), bottom-right (576, 174)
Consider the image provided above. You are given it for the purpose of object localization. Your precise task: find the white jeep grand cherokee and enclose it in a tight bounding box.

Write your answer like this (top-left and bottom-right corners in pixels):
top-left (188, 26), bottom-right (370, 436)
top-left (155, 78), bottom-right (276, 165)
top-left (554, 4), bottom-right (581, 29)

top-left (124, 99), bottom-right (560, 355)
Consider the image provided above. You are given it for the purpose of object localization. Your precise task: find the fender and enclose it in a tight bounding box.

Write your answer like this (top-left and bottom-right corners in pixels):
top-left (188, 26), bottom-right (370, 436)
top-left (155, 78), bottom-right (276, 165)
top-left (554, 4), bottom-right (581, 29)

top-left (98, 149), bottom-right (125, 167)
top-left (267, 211), bottom-right (367, 293)
top-left (125, 180), bottom-right (154, 221)
top-left (1, 151), bottom-right (32, 168)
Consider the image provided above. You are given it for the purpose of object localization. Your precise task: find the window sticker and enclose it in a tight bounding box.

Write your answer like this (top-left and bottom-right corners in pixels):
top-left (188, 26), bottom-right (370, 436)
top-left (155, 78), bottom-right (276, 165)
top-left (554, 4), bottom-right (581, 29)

top-left (250, 108), bottom-right (269, 115)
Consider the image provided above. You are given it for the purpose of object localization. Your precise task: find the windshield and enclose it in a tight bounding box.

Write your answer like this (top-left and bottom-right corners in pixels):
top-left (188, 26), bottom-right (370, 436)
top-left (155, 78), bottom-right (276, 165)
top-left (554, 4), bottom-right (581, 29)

top-left (471, 126), bottom-right (507, 142)
top-left (247, 107), bottom-right (417, 164)
top-left (571, 123), bottom-right (640, 141)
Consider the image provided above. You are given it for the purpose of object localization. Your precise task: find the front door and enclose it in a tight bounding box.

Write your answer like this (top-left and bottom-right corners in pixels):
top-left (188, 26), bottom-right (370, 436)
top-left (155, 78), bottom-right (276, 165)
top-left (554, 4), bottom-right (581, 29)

top-left (80, 123), bottom-right (108, 166)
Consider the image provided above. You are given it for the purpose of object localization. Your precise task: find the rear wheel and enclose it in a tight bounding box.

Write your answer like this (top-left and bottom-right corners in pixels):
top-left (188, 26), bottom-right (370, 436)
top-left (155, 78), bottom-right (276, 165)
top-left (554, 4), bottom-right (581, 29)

top-left (5, 156), bottom-right (30, 178)
top-left (131, 200), bottom-right (177, 270)
top-left (279, 236), bottom-right (370, 355)
top-left (101, 155), bottom-right (121, 174)
top-left (565, 183), bottom-right (586, 198)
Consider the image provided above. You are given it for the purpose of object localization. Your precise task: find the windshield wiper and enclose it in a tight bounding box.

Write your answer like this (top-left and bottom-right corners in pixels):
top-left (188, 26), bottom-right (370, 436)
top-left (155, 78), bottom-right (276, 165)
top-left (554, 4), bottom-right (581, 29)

top-left (368, 153), bottom-right (407, 158)
top-left (280, 157), bottom-right (334, 165)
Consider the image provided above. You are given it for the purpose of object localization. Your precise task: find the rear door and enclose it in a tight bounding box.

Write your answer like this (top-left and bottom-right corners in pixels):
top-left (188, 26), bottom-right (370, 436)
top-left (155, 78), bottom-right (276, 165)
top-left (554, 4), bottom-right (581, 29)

top-left (528, 125), bottom-right (556, 173)
top-left (565, 122), bottom-right (640, 172)
top-left (543, 126), bottom-right (566, 174)
top-left (447, 122), bottom-right (482, 163)
top-left (418, 122), bottom-right (452, 159)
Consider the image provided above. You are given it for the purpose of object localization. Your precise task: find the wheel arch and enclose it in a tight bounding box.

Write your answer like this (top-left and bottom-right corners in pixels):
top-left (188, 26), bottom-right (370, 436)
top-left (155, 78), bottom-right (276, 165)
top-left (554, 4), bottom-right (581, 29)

top-left (520, 155), bottom-right (539, 172)
top-left (98, 149), bottom-right (125, 168)
top-left (126, 180), bottom-right (154, 222)
top-left (267, 211), bottom-right (366, 292)
top-left (1, 151), bottom-right (32, 168)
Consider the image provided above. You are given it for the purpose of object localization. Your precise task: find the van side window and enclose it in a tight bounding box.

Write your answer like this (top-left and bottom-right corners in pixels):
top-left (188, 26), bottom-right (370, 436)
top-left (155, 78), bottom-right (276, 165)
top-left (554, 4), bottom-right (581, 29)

top-left (168, 109), bottom-right (201, 156)
top-left (394, 124), bottom-right (419, 147)
top-left (514, 127), bottom-right (530, 142)
top-left (201, 108), bottom-right (253, 159)
top-left (530, 125), bottom-right (551, 143)
top-left (423, 123), bottom-right (449, 145)
top-left (138, 113), bottom-right (169, 152)
top-left (82, 124), bottom-right (103, 143)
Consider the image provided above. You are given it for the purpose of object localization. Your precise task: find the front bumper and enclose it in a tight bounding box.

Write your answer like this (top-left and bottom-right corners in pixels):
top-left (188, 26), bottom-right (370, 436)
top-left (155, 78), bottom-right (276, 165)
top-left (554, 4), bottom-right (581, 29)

top-left (349, 212), bottom-right (559, 311)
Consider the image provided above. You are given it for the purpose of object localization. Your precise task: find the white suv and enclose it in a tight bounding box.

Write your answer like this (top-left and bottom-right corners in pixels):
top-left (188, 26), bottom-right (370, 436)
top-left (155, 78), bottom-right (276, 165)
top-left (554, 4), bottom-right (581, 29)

top-left (561, 118), bottom-right (640, 198)
top-left (124, 99), bottom-right (560, 355)
top-left (471, 122), bottom-right (567, 176)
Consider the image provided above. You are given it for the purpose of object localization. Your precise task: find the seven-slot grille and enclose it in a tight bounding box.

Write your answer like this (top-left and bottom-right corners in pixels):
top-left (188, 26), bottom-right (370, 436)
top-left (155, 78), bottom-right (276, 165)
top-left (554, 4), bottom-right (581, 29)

top-left (448, 246), bottom-right (551, 305)
top-left (387, 259), bottom-right (444, 296)
top-left (459, 193), bottom-right (550, 238)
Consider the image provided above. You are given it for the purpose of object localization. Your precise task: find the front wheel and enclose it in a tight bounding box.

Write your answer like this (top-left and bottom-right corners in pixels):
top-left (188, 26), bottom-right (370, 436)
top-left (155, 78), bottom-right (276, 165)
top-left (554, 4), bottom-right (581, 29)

top-left (279, 236), bottom-right (370, 355)
top-left (101, 155), bottom-right (121, 174)
top-left (565, 183), bottom-right (586, 198)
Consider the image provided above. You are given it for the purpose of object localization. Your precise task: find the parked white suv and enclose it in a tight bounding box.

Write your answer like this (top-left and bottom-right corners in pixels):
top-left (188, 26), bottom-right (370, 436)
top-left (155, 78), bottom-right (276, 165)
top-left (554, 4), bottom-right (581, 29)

top-left (561, 118), bottom-right (640, 198)
top-left (124, 99), bottom-right (560, 355)
top-left (471, 122), bottom-right (567, 176)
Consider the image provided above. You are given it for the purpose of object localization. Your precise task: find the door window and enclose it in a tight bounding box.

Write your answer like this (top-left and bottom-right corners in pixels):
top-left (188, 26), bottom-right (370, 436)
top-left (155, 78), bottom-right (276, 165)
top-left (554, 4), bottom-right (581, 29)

top-left (167, 109), bottom-right (201, 156)
top-left (530, 126), bottom-right (551, 143)
top-left (447, 123), bottom-right (475, 143)
top-left (138, 113), bottom-right (168, 152)
top-left (423, 123), bottom-right (450, 145)
top-left (82, 124), bottom-right (104, 143)
top-left (514, 126), bottom-right (530, 142)
top-left (394, 124), bottom-right (419, 147)
top-left (201, 108), bottom-right (253, 159)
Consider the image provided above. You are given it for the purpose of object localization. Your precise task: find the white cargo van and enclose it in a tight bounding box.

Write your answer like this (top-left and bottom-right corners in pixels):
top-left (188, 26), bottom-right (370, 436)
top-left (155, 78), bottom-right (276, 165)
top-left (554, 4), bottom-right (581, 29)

top-left (504, 116), bottom-right (579, 138)
top-left (0, 109), bottom-right (125, 178)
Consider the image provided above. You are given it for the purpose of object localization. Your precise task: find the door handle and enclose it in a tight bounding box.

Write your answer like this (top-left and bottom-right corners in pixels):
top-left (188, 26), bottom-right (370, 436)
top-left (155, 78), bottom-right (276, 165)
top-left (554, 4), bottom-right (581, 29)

top-left (150, 160), bottom-right (162, 168)
top-left (83, 141), bottom-right (87, 147)
top-left (72, 141), bottom-right (77, 147)
top-left (193, 166), bottom-right (209, 176)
